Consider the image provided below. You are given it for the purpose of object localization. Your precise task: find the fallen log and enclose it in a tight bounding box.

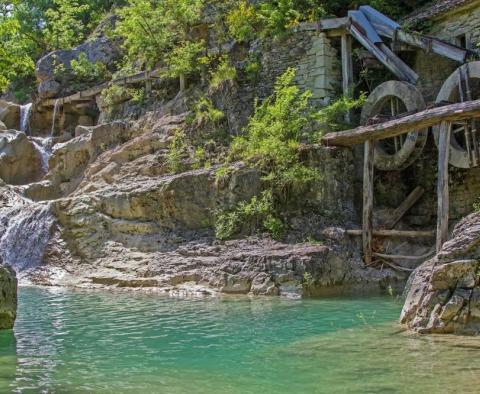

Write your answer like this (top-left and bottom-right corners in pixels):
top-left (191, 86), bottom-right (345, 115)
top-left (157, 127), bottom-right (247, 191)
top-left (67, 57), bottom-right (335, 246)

top-left (322, 98), bottom-right (480, 146)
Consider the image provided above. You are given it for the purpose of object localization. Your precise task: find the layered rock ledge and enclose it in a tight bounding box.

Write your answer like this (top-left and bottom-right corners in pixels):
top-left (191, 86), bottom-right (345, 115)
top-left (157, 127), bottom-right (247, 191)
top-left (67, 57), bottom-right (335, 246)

top-left (401, 213), bottom-right (480, 335)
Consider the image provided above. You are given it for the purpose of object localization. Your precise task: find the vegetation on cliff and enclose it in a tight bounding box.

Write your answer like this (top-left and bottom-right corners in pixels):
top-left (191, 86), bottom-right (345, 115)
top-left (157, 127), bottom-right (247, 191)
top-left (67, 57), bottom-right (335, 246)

top-left (1, 0), bottom-right (432, 101)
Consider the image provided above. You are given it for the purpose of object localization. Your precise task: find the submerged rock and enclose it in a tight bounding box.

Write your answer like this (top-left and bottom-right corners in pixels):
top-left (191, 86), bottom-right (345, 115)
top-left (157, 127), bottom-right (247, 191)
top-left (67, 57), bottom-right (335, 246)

top-left (401, 213), bottom-right (480, 335)
top-left (0, 263), bottom-right (17, 329)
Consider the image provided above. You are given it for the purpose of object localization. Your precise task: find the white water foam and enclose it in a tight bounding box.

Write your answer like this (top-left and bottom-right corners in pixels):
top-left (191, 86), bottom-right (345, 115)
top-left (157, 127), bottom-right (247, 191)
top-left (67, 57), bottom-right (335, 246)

top-left (31, 137), bottom-right (53, 174)
top-left (20, 103), bottom-right (33, 134)
top-left (0, 201), bottom-right (54, 273)
top-left (51, 99), bottom-right (60, 136)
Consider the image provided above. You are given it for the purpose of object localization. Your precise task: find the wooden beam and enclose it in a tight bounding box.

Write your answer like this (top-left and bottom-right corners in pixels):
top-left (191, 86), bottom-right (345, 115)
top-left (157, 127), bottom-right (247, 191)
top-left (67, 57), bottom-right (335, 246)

top-left (373, 251), bottom-right (435, 261)
top-left (341, 33), bottom-right (354, 122)
top-left (348, 23), bottom-right (418, 84)
top-left (347, 229), bottom-right (435, 238)
top-left (384, 186), bottom-right (425, 229)
top-left (363, 140), bottom-right (374, 264)
top-left (437, 121), bottom-right (451, 252)
top-left (322, 98), bottom-right (480, 146)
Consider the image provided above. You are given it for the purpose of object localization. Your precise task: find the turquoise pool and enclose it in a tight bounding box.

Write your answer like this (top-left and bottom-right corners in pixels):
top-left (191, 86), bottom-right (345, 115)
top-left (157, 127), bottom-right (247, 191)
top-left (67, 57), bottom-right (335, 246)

top-left (0, 287), bottom-right (478, 393)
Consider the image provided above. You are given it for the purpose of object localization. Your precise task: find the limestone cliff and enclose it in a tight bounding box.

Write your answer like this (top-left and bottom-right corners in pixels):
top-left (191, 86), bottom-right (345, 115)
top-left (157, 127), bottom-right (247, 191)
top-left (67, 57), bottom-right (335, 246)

top-left (0, 263), bottom-right (17, 329)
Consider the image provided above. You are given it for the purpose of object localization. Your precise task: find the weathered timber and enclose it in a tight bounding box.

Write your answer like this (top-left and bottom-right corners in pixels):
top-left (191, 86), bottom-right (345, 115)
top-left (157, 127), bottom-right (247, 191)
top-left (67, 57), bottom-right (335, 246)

top-left (437, 121), bottom-right (451, 252)
top-left (341, 33), bottom-right (354, 122)
top-left (373, 251), bottom-right (435, 261)
top-left (322, 99), bottom-right (480, 146)
top-left (359, 5), bottom-right (472, 63)
top-left (347, 229), bottom-right (435, 238)
top-left (348, 23), bottom-right (418, 84)
top-left (384, 186), bottom-right (425, 229)
top-left (363, 140), bottom-right (374, 264)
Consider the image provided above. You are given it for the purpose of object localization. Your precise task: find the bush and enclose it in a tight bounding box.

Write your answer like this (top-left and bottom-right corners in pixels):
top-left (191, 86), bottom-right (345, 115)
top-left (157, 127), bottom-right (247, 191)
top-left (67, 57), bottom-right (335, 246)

top-left (165, 40), bottom-right (206, 79)
top-left (209, 55), bottom-right (237, 92)
top-left (71, 53), bottom-right (111, 84)
top-left (215, 190), bottom-right (284, 240)
top-left (188, 97), bottom-right (224, 127)
top-left (225, 0), bottom-right (258, 42)
top-left (166, 129), bottom-right (189, 173)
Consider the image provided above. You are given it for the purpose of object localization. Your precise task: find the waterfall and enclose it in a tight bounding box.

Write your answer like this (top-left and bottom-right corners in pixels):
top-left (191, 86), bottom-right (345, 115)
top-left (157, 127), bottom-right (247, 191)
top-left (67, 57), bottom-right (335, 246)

top-left (51, 99), bottom-right (60, 136)
top-left (0, 201), bottom-right (54, 273)
top-left (31, 137), bottom-right (53, 174)
top-left (20, 103), bottom-right (32, 134)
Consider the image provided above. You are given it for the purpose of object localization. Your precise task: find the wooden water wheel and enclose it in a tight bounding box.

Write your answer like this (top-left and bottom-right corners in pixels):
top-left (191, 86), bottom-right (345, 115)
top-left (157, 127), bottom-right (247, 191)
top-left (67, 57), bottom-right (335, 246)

top-left (361, 81), bottom-right (427, 171)
top-left (433, 61), bottom-right (480, 168)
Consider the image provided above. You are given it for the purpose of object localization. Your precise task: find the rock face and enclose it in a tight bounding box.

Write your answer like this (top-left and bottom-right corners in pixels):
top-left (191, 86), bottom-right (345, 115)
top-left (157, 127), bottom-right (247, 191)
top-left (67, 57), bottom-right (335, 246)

top-left (0, 100), bottom-right (20, 130)
top-left (0, 263), bottom-right (17, 329)
top-left (0, 111), bottom-right (400, 295)
top-left (35, 17), bottom-right (122, 98)
top-left (0, 131), bottom-right (44, 185)
top-left (401, 213), bottom-right (480, 334)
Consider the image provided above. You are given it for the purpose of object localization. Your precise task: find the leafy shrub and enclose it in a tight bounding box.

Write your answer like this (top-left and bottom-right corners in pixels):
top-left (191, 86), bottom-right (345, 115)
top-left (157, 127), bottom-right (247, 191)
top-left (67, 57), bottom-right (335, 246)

top-left (71, 53), bottom-right (111, 84)
top-left (225, 0), bottom-right (258, 42)
top-left (189, 97), bottom-right (224, 127)
top-left (215, 190), bottom-right (284, 240)
top-left (209, 56), bottom-right (237, 92)
top-left (166, 129), bottom-right (189, 173)
top-left (165, 40), bottom-right (206, 79)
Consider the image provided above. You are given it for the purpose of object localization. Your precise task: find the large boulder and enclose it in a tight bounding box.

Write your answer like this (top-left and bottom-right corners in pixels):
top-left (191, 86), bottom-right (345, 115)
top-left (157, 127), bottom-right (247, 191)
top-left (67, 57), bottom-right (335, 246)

top-left (401, 212), bottom-right (480, 334)
top-left (35, 17), bottom-right (122, 99)
top-left (0, 264), bottom-right (17, 329)
top-left (0, 131), bottom-right (44, 184)
top-left (0, 101), bottom-right (20, 130)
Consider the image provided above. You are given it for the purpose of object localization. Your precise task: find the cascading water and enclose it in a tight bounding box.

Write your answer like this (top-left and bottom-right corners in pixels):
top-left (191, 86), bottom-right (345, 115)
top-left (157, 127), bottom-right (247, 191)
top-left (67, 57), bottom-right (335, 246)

top-left (31, 137), bottom-right (52, 174)
top-left (51, 99), bottom-right (60, 136)
top-left (20, 103), bottom-right (32, 134)
top-left (0, 196), bottom-right (54, 274)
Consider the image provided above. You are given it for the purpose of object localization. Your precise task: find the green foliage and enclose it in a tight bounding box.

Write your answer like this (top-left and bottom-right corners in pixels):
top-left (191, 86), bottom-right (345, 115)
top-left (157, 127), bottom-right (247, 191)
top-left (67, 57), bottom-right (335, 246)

top-left (44, 0), bottom-right (92, 49)
top-left (230, 67), bottom-right (319, 196)
top-left (166, 129), bottom-right (188, 173)
top-left (309, 93), bottom-right (366, 141)
top-left (115, 0), bottom-right (204, 70)
top-left (165, 40), bottom-right (205, 79)
top-left (0, 13), bottom-right (34, 92)
top-left (225, 0), bottom-right (258, 42)
top-left (70, 53), bottom-right (111, 85)
top-left (244, 55), bottom-right (261, 82)
top-left (209, 55), bottom-right (237, 92)
top-left (215, 190), bottom-right (284, 240)
top-left (473, 198), bottom-right (480, 213)
top-left (189, 97), bottom-right (224, 127)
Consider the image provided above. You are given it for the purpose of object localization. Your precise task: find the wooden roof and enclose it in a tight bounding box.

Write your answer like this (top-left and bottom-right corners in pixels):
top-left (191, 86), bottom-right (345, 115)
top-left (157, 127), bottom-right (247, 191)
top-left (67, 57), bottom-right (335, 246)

top-left (404, 0), bottom-right (479, 26)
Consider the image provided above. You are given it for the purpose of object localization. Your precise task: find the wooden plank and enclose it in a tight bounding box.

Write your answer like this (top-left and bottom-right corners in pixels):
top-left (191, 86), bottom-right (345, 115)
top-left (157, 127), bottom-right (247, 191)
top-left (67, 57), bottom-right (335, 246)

top-left (373, 251), bottom-right (435, 261)
top-left (384, 186), bottom-right (425, 229)
top-left (363, 140), bottom-right (374, 264)
top-left (436, 121), bottom-right (451, 252)
top-left (348, 23), bottom-right (418, 84)
top-left (316, 17), bottom-right (349, 31)
top-left (346, 229), bottom-right (435, 238)
top-left (367, 20), bottom-right (469, 63)
top-left (341, 33), bottom-right (354, 123)
top-left (348, 10), bottom-right (382, 44)
top-left (322, 98), bottom-right (480, 146)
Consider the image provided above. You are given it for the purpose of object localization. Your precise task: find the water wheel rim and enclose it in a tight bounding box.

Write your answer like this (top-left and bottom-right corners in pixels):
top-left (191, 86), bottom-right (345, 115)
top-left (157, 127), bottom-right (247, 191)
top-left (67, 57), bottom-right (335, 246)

top-left (361, 81), bottom-right (427, 171)
top-left (433, 61), bottom-right (480, 169)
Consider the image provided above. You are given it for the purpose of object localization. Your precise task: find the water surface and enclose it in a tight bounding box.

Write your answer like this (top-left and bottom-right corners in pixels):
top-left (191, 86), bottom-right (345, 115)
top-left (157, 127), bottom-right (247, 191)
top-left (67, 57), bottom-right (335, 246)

top-left (0, 287), bottom-right (479, 393)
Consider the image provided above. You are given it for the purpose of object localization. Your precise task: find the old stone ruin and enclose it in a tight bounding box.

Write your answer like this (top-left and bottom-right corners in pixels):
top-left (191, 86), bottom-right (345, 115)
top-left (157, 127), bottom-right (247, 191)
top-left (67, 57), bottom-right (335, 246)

top-left (2, 1), bottom-right (480, 334)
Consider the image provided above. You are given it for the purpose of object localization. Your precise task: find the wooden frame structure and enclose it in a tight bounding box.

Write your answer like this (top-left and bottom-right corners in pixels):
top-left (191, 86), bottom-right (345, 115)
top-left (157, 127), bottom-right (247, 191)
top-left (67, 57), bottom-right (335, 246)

top-left (322, 99), bottom-right (480, 263)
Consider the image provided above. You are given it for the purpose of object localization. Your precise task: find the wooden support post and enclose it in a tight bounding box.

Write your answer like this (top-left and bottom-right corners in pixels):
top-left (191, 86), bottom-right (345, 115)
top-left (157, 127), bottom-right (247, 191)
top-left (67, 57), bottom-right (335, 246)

top-left (437, 121), bottom-right (451, 252)
top-left (363, 140), bottom-right (374, 264)
top-left (341, 33), bottom-right (354, 123)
